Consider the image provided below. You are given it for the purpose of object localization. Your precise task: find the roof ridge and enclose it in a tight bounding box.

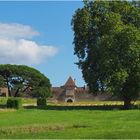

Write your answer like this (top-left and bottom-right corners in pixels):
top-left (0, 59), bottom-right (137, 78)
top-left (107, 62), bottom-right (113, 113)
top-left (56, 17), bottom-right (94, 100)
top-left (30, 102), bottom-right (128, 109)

top-left (64, 76), bottom-right (76, 87)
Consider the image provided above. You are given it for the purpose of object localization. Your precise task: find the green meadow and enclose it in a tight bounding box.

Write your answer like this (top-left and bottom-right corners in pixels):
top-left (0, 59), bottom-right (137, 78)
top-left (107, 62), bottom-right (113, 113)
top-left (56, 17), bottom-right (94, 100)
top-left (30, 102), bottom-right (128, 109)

top-left (0, 106), bottom-right (140, 139)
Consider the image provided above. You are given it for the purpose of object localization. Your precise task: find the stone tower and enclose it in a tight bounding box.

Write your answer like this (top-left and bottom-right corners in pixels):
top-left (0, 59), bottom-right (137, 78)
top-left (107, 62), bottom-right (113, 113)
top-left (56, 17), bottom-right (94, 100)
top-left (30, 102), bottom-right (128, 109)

top-left (64, 76), bottom-right (76, 102)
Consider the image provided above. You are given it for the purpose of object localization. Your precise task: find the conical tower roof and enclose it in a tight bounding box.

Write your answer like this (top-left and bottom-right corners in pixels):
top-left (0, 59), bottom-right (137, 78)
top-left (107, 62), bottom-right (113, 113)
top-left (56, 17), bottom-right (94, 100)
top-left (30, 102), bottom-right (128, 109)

top-left (64, 76), bottom-right (76, 87)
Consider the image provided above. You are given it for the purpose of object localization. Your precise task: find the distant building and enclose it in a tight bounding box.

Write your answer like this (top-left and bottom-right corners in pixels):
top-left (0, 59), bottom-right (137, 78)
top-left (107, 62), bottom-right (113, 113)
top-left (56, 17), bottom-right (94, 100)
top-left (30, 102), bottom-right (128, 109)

top-left (0, 88), bottom-right (8, 97)
top-left (51, 76), bottom-right (111, 102)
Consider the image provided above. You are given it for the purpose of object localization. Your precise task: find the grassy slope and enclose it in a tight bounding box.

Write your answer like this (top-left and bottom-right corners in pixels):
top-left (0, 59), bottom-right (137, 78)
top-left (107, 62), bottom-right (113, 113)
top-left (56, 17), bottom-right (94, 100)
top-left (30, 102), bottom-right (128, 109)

top-left (0, 109), bottom-right (139, 139)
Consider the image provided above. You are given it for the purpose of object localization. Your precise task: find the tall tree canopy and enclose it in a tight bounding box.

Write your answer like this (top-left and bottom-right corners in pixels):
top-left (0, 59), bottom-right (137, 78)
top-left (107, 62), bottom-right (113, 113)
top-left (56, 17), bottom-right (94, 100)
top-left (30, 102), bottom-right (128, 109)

top-left (0, 64), bottom-right (51, 98)
top-left (72, 0), bottom-right (140, 108)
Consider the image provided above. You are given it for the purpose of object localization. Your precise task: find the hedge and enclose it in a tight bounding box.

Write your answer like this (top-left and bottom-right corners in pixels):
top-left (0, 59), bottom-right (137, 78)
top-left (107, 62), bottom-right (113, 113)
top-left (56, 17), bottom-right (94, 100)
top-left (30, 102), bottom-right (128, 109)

top-left (37, 98), bottom-right (46, 108)
top-left (7, 98), bottom-right (22, 109)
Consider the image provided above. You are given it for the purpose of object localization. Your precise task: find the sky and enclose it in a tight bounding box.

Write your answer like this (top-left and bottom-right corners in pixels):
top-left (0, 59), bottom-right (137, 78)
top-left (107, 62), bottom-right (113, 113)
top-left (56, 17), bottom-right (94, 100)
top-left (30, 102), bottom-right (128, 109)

top-left (0, 1), bottom-right (86, 87)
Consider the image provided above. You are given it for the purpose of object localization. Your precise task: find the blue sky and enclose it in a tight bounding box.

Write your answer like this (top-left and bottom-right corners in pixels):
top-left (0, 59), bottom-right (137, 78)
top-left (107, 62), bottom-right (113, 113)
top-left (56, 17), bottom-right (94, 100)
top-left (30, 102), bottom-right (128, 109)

top-left (0, 1), bottom-right (85, 87)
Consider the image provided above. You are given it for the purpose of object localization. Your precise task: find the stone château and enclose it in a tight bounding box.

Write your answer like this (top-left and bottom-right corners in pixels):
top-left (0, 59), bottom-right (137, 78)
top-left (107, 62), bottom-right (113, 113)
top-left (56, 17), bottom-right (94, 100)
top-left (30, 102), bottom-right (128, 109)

top-left (51, 76), bottom-right (111, 102)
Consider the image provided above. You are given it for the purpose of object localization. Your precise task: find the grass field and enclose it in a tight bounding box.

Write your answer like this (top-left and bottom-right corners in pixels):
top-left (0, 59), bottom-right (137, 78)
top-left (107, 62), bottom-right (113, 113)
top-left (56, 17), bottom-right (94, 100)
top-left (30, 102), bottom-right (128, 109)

top-left (0, 97), bottom-right (140, 139)
top-left (0, 108), bottom-right (139, 139)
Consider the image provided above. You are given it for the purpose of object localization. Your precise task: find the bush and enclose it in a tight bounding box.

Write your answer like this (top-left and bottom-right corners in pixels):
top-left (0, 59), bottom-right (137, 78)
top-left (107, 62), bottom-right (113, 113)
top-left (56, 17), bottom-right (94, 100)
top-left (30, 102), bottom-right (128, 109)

top-left (7, 98), bottom-right (22, 109)
top-left (0, 97), bottom-right (7, 105)
top-left (37, 98), bottom-right (46, 108)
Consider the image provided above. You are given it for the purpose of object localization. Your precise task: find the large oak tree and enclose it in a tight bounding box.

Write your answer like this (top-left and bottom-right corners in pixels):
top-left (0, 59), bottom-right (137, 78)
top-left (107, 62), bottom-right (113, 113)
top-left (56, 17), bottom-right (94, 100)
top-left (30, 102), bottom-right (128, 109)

top-left (72, 1), bottom-right (140, 108)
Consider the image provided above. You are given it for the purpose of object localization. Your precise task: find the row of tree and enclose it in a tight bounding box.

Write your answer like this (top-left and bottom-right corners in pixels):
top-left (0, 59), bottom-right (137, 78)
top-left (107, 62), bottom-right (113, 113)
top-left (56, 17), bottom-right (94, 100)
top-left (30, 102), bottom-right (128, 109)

top-left (72, 0), bottom-right (140, 108)
top-left (0, 64), bottom-right (51, 98)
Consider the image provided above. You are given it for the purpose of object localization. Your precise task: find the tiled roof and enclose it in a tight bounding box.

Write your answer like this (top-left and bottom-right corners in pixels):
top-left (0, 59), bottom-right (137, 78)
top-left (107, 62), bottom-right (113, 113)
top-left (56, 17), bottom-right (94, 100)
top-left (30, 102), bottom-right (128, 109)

top-left (64, 76), bottom-right (76, 87)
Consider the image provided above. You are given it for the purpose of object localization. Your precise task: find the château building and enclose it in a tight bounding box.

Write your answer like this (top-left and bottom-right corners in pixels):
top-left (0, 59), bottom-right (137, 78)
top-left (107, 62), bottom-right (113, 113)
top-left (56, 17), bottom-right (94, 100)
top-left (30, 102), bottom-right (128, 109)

top-left (51, 76), bottom-right (111, 102)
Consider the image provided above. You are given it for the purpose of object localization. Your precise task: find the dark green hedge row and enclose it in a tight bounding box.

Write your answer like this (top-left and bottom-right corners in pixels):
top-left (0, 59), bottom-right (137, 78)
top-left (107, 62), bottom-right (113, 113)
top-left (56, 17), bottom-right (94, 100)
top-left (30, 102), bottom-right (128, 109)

top-left (7, 98), bottom-right (22, 109)
top-left (37, 98), bottom-right (46, 108)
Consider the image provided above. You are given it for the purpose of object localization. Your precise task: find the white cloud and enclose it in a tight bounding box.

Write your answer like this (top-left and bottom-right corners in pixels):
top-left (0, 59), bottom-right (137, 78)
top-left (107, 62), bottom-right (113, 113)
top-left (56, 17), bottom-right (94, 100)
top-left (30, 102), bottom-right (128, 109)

top-left (0, 23), bottom-right (39, 39)
top-left (0, 38), bottom-right (58, 65)
top-left (0, 23), bottom-right (58, 65)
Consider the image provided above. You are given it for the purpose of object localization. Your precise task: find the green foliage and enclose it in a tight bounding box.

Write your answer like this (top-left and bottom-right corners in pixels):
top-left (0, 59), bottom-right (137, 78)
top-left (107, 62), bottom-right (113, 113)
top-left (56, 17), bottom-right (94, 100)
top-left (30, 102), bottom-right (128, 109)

top-left (0, 97), bottom-right (7, 105)
top-left (32, 87), bottom-right (51, 98)
top-left (0, 64), bottom-right (51, 98)
top-left (37, 98), bottom-right (47, 107)
top-left (72, 1), bottom-right (140, 108)
top-left (7, 98), bottom-right (22, 109)
top-left (0, 76), bottom-right (6, 87)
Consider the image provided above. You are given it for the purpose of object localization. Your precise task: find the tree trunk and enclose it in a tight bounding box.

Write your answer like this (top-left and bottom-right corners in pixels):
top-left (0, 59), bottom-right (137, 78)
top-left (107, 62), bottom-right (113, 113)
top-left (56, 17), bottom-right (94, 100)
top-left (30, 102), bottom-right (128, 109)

top-left (6, 77), bottom-right (11, 97)
top-left (124, 99), bottom-right (131, 109)
top-left (14, 88), bottom-right (20, 97)
top-left (22, 85), bottom-right (30, 92)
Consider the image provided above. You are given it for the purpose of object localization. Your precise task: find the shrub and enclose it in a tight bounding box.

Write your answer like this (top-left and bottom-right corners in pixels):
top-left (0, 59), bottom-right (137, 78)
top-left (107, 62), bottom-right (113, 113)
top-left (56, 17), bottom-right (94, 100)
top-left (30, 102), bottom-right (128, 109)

top-left (7, 98), bottom-right (22, 109)
top-left (0, 97), bottom-right (7, 105)
top-left (37, 98), bottom-right (46, 108)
